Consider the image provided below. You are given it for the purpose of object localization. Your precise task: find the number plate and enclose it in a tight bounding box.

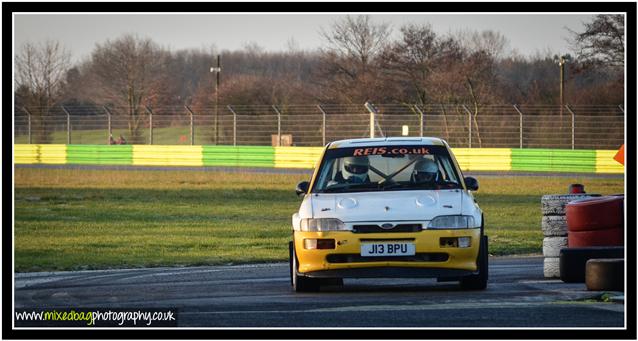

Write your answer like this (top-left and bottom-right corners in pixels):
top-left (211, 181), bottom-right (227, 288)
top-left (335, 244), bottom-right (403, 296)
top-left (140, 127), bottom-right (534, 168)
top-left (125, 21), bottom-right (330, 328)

top-left (360, 242), bottom-right (416, 257)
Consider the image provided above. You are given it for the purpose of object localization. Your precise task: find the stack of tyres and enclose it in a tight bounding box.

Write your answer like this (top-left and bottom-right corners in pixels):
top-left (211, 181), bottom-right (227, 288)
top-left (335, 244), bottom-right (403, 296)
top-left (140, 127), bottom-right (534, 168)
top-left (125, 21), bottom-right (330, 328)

top-left (566, 196), bottom-right (624, 247)
top-left (559, 195), bottom-right (624, 284)
top-left (541, 194), bottom-right (599, 278)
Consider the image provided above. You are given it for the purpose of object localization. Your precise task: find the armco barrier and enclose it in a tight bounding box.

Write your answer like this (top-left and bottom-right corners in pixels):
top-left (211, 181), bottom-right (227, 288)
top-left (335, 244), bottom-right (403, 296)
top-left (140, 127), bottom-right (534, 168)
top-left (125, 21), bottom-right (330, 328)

top-left (511, 149), bottom-right (597, 173)
top-left (202, 146), bottom-right (274, 167)
top-left (595, 150), bottom-right (624, 174)
top-left (13, 144), bottom-right (624, 174)
top-left (274, 147), bottom-right (324, 169)
top-left (133, 145), bottom-right (203, 166)
top-left (14, 144), bottom-right (39, 164)
top-left (67, 145), bottom-right (133, 165)
top-left (452, 148), bottom-right (511, 171)
top-left (15, 144), bottom-right (67, 164)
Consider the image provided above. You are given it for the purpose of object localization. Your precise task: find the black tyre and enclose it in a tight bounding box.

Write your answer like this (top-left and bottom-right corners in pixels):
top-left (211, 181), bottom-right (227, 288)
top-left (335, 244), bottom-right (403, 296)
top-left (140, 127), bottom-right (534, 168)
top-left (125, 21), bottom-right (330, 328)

top-left (559, 246), bottom-right (624, 283)
top-left (585, 258), bottom-right (624, 291)
top-left (290, 241), bottom-right (320, 292)
top-left (460, 235), bottom-right (488, 290)
top-left (320, 278), bottom-right (344, 287)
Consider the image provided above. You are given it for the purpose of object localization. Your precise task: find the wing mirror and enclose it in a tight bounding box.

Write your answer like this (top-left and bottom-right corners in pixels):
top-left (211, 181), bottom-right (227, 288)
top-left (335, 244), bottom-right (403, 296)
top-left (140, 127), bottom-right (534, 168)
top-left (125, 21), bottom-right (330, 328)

top-left (464, 177), bottom-right (479, 191)
top-left (296, 181), bottom-right (310, 197)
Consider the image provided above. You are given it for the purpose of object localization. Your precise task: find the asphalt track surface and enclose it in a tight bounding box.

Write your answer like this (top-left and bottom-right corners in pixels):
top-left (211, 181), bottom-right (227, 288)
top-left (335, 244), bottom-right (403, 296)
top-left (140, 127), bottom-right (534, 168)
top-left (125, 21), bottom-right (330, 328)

top-left (14, 256), bottom-right (625, 328)
top-left (15, 164), bottom-right (625, 179)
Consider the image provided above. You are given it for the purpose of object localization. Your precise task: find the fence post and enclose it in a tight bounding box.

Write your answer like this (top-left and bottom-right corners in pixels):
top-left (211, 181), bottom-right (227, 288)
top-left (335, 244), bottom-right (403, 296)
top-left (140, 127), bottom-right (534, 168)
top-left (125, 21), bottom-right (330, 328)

top-left (565, 104), bottom-right (575, 150)
top-left (102, 106), bottom-right (113, 144)
top-left (22, 107), bottom-right (32, 144)
top-left (317, 104), bottom-right (327, 145)
top-left (184, 106), bottom-right (195, 146)
top-left (461, 105), bottom-right (472, 148)
top-left (61, 106), bottom-right (71, 144)
top-left (413, 105), bottom-right (424, 137)
top-left (227, 105), bottom-right (237, 146)
top-left (145, 106), bottom-right (153, 145)
top-left (272, 105), bottom-right (282, 146)
top-left (513, 104), bottom-right (523, 148)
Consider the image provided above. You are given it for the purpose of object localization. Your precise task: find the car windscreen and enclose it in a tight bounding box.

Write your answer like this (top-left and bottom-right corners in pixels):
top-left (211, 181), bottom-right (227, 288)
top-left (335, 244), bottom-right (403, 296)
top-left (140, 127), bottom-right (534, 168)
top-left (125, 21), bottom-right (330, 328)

top-left (312, 145), bottom-right (462, 193)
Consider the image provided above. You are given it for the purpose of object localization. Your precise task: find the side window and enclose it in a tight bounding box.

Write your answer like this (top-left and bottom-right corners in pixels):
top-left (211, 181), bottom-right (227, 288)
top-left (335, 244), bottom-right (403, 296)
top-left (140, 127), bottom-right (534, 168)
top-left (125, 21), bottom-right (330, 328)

top-left (315, 158), bottom-right (336, 189)
top-left (438, 156), bottom-right (459, 183)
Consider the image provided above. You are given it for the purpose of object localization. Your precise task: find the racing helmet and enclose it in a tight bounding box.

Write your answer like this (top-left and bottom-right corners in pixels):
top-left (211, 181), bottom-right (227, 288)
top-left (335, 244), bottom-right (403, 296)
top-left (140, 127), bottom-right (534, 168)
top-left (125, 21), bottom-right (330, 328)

top-left (342, 156), bottom-right (369, 183)
top-left (412, 158), bottom-right (439, 182)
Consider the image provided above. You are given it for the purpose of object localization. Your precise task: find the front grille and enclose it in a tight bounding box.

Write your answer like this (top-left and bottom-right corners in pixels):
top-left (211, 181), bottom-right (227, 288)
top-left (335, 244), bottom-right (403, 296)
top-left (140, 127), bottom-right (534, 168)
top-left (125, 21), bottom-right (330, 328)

top-left (352, 223), bottom-right (422, 233)
top-left (326, 253), bottom-right (449, 263)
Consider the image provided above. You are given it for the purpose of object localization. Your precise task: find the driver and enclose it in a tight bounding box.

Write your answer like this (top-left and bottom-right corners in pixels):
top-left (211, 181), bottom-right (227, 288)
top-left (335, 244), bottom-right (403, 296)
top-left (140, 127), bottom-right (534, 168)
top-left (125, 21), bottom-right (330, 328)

top-left (334, 156), bottom-right (370, 184)
top-left (411, 158), bottom-right (439, 183)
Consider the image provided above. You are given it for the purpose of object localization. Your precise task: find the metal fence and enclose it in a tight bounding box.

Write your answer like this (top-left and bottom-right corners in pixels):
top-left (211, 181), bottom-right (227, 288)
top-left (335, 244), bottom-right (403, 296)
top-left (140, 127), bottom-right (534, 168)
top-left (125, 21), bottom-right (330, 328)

top-left (13, 104), bottom-right (625, 149)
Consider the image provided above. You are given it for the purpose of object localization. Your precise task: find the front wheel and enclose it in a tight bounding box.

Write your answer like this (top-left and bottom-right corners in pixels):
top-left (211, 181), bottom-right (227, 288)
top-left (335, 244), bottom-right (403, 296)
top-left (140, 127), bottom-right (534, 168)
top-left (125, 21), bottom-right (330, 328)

top-left (460, 235), bottom-right (489, 290)
top-left (289, 241), bottom-right (320, 292)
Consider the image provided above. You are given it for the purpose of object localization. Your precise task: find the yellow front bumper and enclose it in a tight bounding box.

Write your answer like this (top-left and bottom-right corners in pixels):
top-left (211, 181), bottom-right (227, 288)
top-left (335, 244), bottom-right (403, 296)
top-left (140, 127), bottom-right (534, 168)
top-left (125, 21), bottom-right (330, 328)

top-left (294, 228), bottom-right (481, 274)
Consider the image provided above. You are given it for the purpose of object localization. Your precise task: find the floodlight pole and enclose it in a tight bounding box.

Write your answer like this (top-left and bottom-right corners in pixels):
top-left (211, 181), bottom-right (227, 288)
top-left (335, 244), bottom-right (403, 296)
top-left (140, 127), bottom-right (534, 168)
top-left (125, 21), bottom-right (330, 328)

top-left (210, 55), bottom-right (221, 145)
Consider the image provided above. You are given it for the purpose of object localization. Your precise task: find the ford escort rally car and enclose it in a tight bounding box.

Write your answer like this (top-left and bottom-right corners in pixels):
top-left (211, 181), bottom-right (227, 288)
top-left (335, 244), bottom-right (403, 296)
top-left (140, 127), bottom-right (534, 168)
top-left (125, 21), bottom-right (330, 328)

top-left (289, 137), bottom-right (488, 292)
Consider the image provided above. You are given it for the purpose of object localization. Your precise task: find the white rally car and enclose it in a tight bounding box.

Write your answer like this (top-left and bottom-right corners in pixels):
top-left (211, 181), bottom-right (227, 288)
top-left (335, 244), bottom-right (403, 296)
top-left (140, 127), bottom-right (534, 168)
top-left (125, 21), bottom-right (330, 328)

top-left (289, 137), bottom-right (487, 292)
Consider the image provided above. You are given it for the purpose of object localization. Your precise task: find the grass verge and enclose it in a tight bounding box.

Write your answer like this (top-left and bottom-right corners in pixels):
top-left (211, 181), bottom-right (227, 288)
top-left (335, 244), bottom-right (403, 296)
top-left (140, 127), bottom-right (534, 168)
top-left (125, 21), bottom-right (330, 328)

top-left (14, 168), bottom-right (624, 272)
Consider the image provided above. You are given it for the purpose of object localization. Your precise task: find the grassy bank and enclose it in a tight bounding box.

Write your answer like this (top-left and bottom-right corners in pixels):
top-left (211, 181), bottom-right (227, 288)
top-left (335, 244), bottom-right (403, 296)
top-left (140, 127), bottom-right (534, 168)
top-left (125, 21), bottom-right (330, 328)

top-left (14, 168), bottom-right (624, 272)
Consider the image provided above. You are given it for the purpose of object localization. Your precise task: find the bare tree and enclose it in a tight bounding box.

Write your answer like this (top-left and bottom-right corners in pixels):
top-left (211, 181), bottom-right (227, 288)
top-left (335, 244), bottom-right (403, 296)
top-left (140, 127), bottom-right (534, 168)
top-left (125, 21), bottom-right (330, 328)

top-left (318, 15), bottom-right (391, 103)
top-left (457, 29), bottom-right (509, 59)
top-left (456, 30), bottom-right (508, 147)
top-left (15, 40), bottom-right (71, 143)
top-left (381, 24), bottom-right (462, 105)
top-left (88, 34), bottom-right (168, 143)
top-left (568, 14), bottom-right (624, 68)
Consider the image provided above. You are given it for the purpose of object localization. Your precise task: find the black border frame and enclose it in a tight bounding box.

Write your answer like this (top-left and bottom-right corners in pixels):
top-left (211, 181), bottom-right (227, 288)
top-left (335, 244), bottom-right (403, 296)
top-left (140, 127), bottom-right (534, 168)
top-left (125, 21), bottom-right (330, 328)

top-left (3, 2), bottom-right (636, 339)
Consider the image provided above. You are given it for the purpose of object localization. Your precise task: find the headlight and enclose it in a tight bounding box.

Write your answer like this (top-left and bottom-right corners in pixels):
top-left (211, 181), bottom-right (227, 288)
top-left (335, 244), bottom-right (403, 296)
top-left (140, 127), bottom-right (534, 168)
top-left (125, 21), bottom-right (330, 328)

top-left (300, 218), bottom-right (348, 232)
top-left (428, 215), bottom-right (476, 229)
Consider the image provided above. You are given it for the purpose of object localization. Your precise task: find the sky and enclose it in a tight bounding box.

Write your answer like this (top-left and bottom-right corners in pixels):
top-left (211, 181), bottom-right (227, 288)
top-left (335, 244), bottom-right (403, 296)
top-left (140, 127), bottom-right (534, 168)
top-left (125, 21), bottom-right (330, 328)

top-left (13, 13), bottom-right (597, 63)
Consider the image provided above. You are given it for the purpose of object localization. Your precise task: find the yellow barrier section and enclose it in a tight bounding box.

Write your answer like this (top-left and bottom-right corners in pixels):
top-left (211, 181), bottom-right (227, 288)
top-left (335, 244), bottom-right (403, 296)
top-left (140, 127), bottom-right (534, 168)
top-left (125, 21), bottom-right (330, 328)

top-left (132, 145), bottom-right (203, 166)
top-left (14, 145), bottom-right (68, 164)
top-left (451, 148), bottom-right (512, 171)
top-left (274, 146), bottom-right (324, 169)
top-left (14, 144), bottom-right (40, 164)
top-left (595, 150), bottom-right (624, 174)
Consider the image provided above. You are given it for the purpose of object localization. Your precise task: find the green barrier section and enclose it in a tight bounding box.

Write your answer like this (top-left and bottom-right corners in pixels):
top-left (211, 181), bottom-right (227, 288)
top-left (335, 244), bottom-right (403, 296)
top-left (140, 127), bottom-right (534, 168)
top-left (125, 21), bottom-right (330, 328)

top-left (511, 149), bottom-right (597, 173)
top-left (66, 145), bottom-right (133, 165)
top-left (202, 146), bottom-right (275, 167)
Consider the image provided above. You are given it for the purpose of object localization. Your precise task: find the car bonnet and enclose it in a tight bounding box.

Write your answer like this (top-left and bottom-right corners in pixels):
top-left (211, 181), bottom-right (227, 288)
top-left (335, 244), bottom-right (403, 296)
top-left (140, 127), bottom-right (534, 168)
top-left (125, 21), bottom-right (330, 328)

top-left (309, 190), bottom-right (464, 222)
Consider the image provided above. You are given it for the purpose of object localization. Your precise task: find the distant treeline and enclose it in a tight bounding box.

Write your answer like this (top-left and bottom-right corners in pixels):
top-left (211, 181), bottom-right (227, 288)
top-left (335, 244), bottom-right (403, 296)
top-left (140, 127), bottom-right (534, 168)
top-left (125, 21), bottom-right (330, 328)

top-left (14, 15), bottom-right (624, 142)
